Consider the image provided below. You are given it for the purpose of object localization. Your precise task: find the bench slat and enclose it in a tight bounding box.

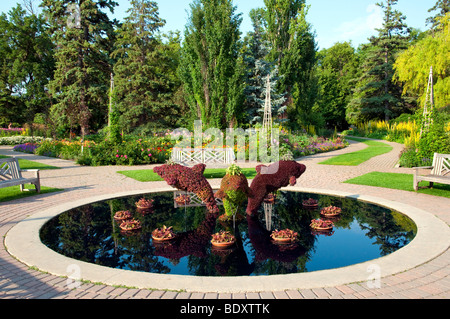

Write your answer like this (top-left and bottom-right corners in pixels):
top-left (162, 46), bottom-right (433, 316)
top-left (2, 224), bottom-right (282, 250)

top-left (414, 153), bottom-right (450, 191)
top-left (0, 157), bottom-right (40, 193)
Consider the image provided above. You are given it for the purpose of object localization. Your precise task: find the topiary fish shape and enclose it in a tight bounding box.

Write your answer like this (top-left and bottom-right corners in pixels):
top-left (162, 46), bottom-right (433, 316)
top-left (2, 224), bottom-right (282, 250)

top-left (246, 160), bottom-right (306, 217)
top-left (153, 163), bottom-right (219, 214)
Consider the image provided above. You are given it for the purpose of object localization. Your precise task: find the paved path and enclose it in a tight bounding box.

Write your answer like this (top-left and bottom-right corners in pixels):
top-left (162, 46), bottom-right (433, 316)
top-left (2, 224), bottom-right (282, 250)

top-left (1, 139), bottom-right (449, 299)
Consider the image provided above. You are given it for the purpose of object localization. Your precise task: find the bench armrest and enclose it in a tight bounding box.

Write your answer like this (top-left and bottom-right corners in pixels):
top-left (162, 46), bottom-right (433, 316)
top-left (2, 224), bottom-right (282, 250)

top-left (21, 169), bottom-right (40, 178)
top-left (413, 166), bottom-right (433, 170)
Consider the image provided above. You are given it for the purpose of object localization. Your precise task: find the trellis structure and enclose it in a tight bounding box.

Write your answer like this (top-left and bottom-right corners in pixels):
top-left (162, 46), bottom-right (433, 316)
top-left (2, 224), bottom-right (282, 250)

top-left (171, 147), bottom-right (235, 167)
top-left (262, 75), bottom-right (273, 141)
top-left (420, 66), bottom-right (435, 137)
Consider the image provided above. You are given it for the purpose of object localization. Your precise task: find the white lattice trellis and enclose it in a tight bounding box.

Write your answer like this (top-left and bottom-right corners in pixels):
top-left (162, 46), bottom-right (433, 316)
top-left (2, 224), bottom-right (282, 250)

top-left (171, 147), bottom-right (235, 166)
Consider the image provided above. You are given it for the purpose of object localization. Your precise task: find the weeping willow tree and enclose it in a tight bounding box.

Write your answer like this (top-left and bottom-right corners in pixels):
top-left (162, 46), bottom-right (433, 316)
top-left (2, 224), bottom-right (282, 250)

top-left (394, 13), bottom-right (450, 110)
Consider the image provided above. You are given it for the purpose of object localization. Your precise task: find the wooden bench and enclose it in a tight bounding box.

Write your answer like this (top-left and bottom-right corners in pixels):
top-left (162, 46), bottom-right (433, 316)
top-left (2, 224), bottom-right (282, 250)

top-left (0, 157), bottom-right (41, 193)
top-left (413, 153), bottom-right (450, 191)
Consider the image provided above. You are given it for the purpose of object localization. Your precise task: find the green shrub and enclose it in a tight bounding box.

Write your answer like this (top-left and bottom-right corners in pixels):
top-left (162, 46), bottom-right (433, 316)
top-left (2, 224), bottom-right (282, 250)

top-left (399, 147), bottom-right (421, 168)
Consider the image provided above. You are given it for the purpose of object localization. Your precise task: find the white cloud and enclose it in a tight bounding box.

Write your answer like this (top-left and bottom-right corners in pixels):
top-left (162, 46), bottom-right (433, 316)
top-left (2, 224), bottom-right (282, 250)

top-left (366, 4), bottom-right (384, 30)
top-left (319, 3), bottom-right (383, 48)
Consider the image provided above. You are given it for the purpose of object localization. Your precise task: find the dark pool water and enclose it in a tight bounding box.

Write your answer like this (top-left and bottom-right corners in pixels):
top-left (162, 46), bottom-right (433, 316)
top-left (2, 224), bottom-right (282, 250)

top-left (39, 191), bottom-right (417, 277)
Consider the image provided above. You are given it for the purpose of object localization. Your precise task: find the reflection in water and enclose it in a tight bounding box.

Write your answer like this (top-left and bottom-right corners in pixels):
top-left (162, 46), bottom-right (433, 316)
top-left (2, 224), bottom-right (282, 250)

top-left (40, 191), bottom-right (417, 277)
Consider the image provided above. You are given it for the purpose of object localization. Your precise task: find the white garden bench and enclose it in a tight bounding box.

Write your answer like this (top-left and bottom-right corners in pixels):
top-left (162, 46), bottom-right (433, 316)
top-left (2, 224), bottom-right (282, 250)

top-left (0, 157), bottom-right (41, 193)
top-left (413, 153), bottom-right (450, 191)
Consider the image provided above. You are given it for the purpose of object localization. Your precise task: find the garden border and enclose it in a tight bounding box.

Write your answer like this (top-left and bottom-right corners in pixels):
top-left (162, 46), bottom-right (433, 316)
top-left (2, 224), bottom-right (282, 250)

top-left (5, 186), bottom-right (450, 293)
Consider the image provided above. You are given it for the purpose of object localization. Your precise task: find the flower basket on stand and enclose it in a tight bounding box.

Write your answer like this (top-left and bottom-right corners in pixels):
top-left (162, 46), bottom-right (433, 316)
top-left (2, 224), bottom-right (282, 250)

top-left (211, 231), bottom-right (236, 249)
top-left (135, 198), bottom-right (154, 210)
top-left (175, 194), bottom-right (190, 206)
top-left (114, 210), bottom-right (132, 222)
top-left (310, 219), bottom-right (334, 231)
top-left (320, 206), bottom-right (342, 218)
top-left (152, 225), bottom-right (176, 242)
top-left (119, 219), bottom-right (142, 231)
top-left (302, 198), bottom-right (318, 208)
top-left (270, 229), bottom-right (298, 244)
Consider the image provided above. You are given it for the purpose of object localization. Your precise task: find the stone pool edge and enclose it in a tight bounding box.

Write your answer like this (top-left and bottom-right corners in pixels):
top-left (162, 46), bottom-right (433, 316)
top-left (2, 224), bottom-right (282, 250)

top-left (5, 186), bottom-right (450, 293)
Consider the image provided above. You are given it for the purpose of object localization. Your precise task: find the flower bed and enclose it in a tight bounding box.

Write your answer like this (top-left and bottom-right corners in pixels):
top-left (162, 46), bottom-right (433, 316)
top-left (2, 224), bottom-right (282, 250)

top-left (3, 130), bottom-right (347, 167)
top-left (13, 143), bottom-right (39, 154)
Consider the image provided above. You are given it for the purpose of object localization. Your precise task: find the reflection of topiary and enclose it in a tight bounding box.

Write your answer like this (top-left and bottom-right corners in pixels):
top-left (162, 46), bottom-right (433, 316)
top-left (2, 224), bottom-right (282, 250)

top-left (153, 163), bottom-right (219, 214)
top-left (215, 164), bottom-right (251, 220)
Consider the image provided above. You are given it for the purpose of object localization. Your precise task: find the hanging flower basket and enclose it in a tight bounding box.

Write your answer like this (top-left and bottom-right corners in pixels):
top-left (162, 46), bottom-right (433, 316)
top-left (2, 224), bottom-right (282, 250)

top-left (310, 219), bottom-right (334, 231)
top-left (135, 198), bottom-right (154, 210)
top-left (302, 198), bottom-right (318, 208)
top-left (152, 225), bottom-right (176, 242)
top-left (119, 219), bottom-right (142, 231)
top-left (211, 231), bottom-right (236, 249)
top-left (114, 210), bottom-right (132, 221)
top-left (320, 206), bottom-right (342, 217)
top-left (270, 229), bottom-right (298, 243)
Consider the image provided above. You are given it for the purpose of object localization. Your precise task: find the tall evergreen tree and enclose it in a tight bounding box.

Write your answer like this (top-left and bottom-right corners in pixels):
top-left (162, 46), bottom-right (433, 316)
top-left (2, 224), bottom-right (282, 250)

top-left (242, 8), bottom-right (286, 126)
top-left (264, 0), bottom-right (318, 129)
top-left (112, 0), bottom-right (183, 132)
top-left (347, 0), bottom-right (410, 122)
top-left (42, 0), bottom-right (117, 136)
top-left (178, 0), bottom-right (245, 129)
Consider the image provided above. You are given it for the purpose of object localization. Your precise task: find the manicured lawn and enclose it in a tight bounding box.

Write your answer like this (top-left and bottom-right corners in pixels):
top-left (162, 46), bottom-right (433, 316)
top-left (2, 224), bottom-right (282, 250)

top-left (0, 155), bottom-right (60, 170)
top-left (344, 171), bottom-right (450, 198)
top-left (117, 167), bottom-right (258, 182)
top-left (319, 137), bottom-right (393, 166)
top-left (0, 185), bottom-right (63, 202)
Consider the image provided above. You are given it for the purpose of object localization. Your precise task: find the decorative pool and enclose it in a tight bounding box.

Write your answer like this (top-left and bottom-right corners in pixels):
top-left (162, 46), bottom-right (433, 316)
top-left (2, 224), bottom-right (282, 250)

top-left (39, 191), bottom-right (417, 277)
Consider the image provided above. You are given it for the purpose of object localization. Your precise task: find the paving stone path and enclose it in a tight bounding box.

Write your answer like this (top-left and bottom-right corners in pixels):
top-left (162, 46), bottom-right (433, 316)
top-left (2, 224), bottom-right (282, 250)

top-left (1, 138), bottom-right (449, 299)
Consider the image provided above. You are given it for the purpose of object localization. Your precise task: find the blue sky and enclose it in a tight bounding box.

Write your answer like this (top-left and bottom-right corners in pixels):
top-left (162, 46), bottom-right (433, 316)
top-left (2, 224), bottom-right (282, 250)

top-left (0, 0), bottom-right (436, 49)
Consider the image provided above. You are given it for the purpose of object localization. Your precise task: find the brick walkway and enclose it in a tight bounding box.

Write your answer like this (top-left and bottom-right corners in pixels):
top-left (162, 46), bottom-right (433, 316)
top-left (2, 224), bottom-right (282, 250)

top-left (1, 139), bottom-right (449, 299)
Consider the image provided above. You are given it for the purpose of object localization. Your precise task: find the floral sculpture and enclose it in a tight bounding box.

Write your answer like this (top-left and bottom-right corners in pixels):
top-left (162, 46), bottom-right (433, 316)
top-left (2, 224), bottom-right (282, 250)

top-left (153, 162), bottom-right (219, 214)
top-left (246, 160), bottom-right (306, 216)
top-left (214, 164), bottom-right (251, 221)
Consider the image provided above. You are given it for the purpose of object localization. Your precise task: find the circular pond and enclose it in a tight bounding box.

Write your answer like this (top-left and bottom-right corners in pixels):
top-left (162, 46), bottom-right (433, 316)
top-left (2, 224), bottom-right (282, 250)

top-left (39, 190), bottom-right (417, 277)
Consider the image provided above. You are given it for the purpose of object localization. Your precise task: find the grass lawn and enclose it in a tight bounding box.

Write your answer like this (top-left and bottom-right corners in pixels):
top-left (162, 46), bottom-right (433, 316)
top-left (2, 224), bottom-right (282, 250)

top-left (0, 155), bottom-right (60, 170)
top-left (118, 167), bottom-right (258, 182)
top-left (0, 185), bottom-right (63, 202)
top-left (319, 137), bottom-right (393, 166)
top-left (344, 171), bottom-right (450, 198)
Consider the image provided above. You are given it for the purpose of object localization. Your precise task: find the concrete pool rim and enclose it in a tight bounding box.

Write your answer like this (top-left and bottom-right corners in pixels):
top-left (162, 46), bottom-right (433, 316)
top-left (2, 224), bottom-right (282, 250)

top-left (5, 186), bottom-right (450, 293)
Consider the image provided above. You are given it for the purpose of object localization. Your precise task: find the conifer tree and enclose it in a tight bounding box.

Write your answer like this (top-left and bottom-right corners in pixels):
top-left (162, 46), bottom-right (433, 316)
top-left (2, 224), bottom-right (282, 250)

top-left (347, 0), bottom-right (410, 122)
top-left (264, 0), bottom-right (318, 129)
top-left (178, 0), bottom-right (245, 129)
top-left (111, 0), bottom-right (183, 132)
top-left (42, 0), bottom-right (117, 136)
top-left (242, 9), bottom-right (286, 126)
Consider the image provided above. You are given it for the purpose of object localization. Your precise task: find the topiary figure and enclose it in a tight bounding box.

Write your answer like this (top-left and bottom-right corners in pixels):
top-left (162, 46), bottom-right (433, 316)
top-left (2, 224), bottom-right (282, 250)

top-left (246, 160), bottom-right (306, 217)
top-left (215, 164), bottom-right (251, 221)
top-left (153, 163), bottom-right (219, 214)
